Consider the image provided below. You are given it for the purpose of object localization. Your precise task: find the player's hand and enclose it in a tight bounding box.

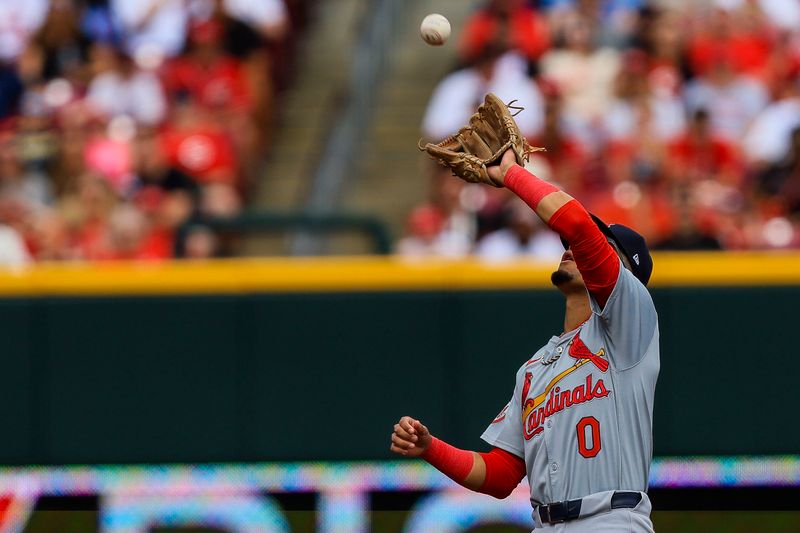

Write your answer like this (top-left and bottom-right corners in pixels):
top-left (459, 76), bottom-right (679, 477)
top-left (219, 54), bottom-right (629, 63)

top-left (487, 148), bottom-right (519, 186)
top-left (390, 416), bottom-right (432, 458)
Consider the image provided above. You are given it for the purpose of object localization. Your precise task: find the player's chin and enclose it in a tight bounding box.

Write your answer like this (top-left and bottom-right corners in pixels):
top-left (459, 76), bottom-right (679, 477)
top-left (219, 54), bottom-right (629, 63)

top-left (550, 268), bottom-right (574, 287)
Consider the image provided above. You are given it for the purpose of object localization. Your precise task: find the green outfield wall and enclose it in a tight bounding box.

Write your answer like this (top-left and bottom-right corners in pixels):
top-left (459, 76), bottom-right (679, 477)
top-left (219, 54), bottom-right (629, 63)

top-left (1, 255), bottom-right (798, 465)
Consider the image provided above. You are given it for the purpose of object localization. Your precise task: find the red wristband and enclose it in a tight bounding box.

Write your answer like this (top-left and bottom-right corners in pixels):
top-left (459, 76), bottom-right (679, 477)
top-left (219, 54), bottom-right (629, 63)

top-left (422, 437), bottom-right (474, 482)
top-left (504, 165), bottom-right (560, 210)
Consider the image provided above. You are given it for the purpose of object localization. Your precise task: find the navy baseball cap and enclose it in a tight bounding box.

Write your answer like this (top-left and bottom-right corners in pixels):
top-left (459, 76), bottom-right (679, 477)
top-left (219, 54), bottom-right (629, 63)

top-left (561, 214), bottom-right (653, 286)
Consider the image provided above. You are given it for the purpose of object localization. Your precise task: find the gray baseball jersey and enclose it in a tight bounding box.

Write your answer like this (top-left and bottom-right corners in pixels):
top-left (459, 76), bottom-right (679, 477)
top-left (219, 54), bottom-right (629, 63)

top-left (481, 260), bottom-right (659, 507)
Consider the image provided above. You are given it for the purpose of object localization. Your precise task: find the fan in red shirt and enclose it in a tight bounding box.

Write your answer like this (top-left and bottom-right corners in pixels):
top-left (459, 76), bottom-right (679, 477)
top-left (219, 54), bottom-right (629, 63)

top-left (162, 18), bottom-right (257, 188)
top-left (163, 19), bottom-right (253, 114)
top-left (665, 109), bottom-right (743, 187)
top-left (459, 0), bottom-right (550, 65)
top-left (159, 96), bottom-right (239, 186)
top-left (686, 7), bottom-right (773, 79)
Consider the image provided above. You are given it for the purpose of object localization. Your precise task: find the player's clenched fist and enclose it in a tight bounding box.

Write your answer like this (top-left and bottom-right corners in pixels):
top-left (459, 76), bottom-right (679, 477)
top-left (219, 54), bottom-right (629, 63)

top-left (390, 416), bottom-right (432, 457)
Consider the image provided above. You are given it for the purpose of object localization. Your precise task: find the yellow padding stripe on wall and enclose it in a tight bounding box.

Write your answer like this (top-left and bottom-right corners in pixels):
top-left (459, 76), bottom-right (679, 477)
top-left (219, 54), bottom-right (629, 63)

top-left (0, 252), bottom-right (797, 296)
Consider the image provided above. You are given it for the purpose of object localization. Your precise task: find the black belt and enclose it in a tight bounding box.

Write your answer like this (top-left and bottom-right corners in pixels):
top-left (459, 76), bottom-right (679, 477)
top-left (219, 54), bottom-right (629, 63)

top-left (537, 491), bottom-right (642, 524)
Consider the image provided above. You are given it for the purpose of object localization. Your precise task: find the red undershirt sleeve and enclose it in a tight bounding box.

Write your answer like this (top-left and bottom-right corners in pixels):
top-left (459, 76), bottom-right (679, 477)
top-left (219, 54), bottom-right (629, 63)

top-left (548, 201), bottom-right (619, 308)
top-left (423, 438), bottom-right (526, 499)
top-left (504, 165), bottom-right (619, 308)
top-left (477, 447), bottom-right (527, 498)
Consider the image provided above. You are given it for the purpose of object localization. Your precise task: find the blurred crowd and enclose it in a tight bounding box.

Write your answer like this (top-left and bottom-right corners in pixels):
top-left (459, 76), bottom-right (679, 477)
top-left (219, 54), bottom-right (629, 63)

top-left (402, 0), bottom-right (800, 261)
top-left (0, 0), bottom-right (306, 264)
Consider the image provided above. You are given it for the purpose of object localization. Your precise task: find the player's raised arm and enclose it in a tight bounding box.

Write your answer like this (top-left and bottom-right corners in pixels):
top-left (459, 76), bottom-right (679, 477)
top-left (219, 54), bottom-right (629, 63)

top-left (390, 416), bottom-right (525, 499)
top-left (422, 93), bottom-right (620, 307)
top-left (490, 150), bottom-right (620, 307)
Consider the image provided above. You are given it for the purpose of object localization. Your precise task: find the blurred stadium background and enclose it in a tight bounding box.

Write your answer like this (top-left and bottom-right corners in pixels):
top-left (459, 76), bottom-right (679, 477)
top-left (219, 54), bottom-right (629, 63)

top-left (0, 0), bottom-right (799, 532)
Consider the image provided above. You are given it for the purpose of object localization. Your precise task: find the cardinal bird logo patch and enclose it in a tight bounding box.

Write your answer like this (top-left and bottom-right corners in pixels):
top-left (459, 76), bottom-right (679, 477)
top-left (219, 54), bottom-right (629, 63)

top-left (568, 331), bottom-right (609, 372)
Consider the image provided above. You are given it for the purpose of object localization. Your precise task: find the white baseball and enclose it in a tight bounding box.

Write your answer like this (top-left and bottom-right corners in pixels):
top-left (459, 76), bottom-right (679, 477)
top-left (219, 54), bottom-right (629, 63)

top-left (420, 14), bottom-right (451, 46)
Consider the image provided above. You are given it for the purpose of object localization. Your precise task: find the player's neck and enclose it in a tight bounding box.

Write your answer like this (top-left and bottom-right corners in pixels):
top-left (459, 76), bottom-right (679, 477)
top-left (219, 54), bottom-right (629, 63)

top-left (563, 293), bottom-right (591, 333)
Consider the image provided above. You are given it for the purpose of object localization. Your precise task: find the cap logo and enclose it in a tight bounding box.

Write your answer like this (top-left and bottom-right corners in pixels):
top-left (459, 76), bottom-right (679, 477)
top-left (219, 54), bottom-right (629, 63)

top-left (632, 253), bottom-right (640, 266)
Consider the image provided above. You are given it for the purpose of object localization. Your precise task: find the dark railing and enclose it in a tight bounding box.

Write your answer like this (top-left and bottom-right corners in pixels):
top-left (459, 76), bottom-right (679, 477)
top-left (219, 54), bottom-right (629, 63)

top-left (182, 211), bottom-right (393, 255)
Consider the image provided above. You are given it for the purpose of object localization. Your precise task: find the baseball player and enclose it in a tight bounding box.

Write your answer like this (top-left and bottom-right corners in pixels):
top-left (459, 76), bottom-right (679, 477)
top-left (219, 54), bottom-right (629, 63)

top-left (391, 144), bottom-right (659, 531)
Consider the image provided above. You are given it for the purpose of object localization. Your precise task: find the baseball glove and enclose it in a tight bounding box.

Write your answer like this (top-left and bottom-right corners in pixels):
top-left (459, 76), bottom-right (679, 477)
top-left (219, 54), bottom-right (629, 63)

top-left (421, 93), bottom-right (544, 187)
